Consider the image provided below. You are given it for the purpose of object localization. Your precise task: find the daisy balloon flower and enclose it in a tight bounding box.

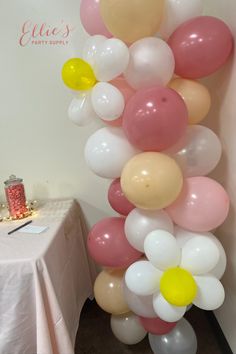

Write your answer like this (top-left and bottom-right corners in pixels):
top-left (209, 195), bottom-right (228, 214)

top-left (125, 230), bottom-right (225, 323)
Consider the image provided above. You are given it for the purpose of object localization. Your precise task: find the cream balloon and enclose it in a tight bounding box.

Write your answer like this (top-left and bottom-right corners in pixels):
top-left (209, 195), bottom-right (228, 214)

top-left (180, 236), bottom-right (220, 275)
top-left (68, 93), bottom-right (98, 126)
top-left (100, 0), bottom-right (165, 44)
top-left (93, 38), bottom-right (130, 82)
top-left (121, 152), bottom-right (183, 210)
top-left (91, 82), bottom-right (125, 120)
top-left (125, 209), bottom-right (174, 252)
top-left (169, 78), bottom-right (211, 124)
top-left (165, 125), bottom-right (222, 177)
top-left (111, 313), bottom-right (147, 345)
top-left (159, 0), bottom-right (203, 40)
top-left (124, 38), bottom-right (175, 89)
top-left (153, 293), bottom-right (186, 322)
top-left (82, 35), bottom-right (107, 67)
top-left (84, 127), bottom-right (139, 178)
top-left (193, 275), bottom-right (225, 310)
top-left (125, 261), bottom-right (162, 296)
top-left (144, 231), bottom-right (181, 270)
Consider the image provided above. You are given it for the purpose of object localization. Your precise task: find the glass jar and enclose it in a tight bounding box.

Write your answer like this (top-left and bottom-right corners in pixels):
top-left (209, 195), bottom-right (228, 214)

top-left (4, 175), bottom-right (27, 218)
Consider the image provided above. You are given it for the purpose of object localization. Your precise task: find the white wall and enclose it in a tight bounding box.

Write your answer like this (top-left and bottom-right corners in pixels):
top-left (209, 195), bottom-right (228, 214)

top-left (203, 1), bottom-right (236, 351)
top-left (0, 0), bottom-right (114, 227)
top-left (1, 0), bottom-right (236, 351)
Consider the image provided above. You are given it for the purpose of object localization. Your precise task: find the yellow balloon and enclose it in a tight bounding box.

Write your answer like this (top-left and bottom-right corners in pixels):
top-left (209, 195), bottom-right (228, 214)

top-left (100, 0), bottom-right (164, 44)
top-left (160, 268), bottom-right (197, 307)
top-left (121, 152), bottom-right (183, 210)
top-left (61, 58), bottom-right (96, 90)
top-left (169, 78), bottom-right (211, 125)
top-left (94, 269), bottom-right (130, 315)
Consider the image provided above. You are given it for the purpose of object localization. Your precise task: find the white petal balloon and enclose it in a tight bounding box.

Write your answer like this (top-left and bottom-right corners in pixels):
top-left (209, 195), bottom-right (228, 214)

top-left (181, 236), bottom-right (220, 275)
top-left (125, 261), bottom-right (162, 296)
top-left (125, 209), bottom-right (174, 252)
top-left (82, 35), bottom-right (107, 67)
top-left (144, 231), bottom-right (181, 270)
top-left (124, 37), bottom-right (175, 89)
top-left (84, 127), bottom-right (139, 178)
top-left (153, 293), bottom-right (186, 322)
top-left (175, 227), bottom-right (227, 280)
top-left (68, 93), bottom-right (98, 126)
top-left (159, 0), bottom-right (203, 40)
top-left (193, 276), bottom-right (225, 310)
top-left (165, 126), bottom-right (222, 177)
top-left (93, 38), bottom-right (130, 82)
top-left (123, 282), bottom-right (157, 318)
top-left (111, 313), bottom-right (147, 345)
top-left (91, 82), bottom-right (125, 120)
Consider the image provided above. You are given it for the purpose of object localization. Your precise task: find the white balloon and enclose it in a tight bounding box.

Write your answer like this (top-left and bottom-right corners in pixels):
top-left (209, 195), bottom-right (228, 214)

top-left (175, 227), bottom-right (227, 280)
top-left (159, 0), bottom-right (203, 40)
top-left (68, 93), bottom-right (98, 126)
top-left (153, 293), bottom-right (186, 322)
top-left (124, 37), bottom-right (175, 89)
top-left (181, 236), bottom-right (220, 275)
top-left (82, 35), bottom-right (107, 67)
top-left (123, 282), bottom-right (157, 318)
top-left (193, 275), bottom-right (225, 310)
top-left (84, 127), bottom-right (139, 178)
top-left (111, 313), bottom-right (147, 345)
top-left (165, 126), bottom-right (222, 177)
top-left (125, 209), bottom-right (174, 252)
top-left (144, 231), bottom-right (181, 270)
top-left (125, 261), bottom-right (162, 296)
top-left (91, 82), bottom-right (125, 120)
top-left (94, 38), bottom-right (130, 82)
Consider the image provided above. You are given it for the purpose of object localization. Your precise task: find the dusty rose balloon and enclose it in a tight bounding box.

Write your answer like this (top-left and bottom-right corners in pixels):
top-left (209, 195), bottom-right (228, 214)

top-left (103, 77), bottom-right (136, 127)
top-left (87, 217), bottom-right (142, 268)
top-left (166, 177), bottom-right (230, 232)
top-left (108, 179), bottom-right (135, 216)
top-left (139, 316), bottom-right (177, 335)
top-left (80, 0), bottom-right (112, 37)
top-left (168, 16), bottom-right (233, 79)
top-left (122, 86), bottom-right (188, 151)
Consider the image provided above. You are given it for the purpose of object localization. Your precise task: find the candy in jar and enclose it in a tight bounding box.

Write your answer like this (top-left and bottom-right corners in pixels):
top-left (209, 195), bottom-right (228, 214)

top-left (4, 175), bottom-right (27, 218)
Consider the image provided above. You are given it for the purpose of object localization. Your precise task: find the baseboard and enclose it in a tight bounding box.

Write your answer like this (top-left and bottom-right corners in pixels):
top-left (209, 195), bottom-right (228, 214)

top-left (205, 311), bottom-right (233, 354)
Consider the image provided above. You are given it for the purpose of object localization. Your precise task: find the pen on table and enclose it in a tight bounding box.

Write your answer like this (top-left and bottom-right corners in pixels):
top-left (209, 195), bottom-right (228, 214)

top-left (8, 220), bottom-right (33, 235)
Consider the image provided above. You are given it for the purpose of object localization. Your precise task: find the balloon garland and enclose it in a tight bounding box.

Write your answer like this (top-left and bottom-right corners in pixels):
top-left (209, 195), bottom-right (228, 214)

top-left (61, 1), bottom-right (233, 353)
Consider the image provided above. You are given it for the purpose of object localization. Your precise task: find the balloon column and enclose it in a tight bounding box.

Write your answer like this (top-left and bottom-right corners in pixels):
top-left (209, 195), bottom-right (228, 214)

top-left (61, 1), bottom-right (233, 353)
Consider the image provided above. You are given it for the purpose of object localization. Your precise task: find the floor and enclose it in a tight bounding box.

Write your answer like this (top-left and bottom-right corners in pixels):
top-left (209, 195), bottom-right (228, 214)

top-left (75, 300), bottom-right (228, 354)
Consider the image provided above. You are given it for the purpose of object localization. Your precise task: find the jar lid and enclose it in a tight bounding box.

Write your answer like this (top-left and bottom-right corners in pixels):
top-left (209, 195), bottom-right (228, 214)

top-left (4, 175), bottom-right (23, 186)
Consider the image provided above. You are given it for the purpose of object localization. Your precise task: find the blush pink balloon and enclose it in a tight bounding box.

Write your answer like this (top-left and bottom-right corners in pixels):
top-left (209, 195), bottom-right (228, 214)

top-left (108, 178), bottom-right (135, 216)
top-left (80, 0), bottom-right (112, 37)
top-left (103, 77), bottom-right (136, 127)
top-left (139, 316), bottom-right (177, 335)
top-left (168, 16), bottom-right (233, 79)
top-left (166, 177), bottom-right (230, 232)
top-left (87, 217), bottom-right (142, 268)
top-left (122, 86), bottom-right (188, 151)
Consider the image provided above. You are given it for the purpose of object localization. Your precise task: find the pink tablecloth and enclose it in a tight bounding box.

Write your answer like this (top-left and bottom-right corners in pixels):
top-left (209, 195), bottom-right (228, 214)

top-left (0, 199), bottom-right (96, 354)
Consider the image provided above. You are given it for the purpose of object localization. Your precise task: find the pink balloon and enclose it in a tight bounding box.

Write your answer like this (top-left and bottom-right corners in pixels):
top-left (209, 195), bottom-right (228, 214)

top-left (103, 77), bottom-right (136, 127)
top-left (139, 316), bottom-right (177, 335)
top-left (80, 0), bottom-right (112, 37)
top-left (168, 16), bottom-right (233, 79)
top-left (166, 177), bottom-right (230, 232)
top-left (87, 217), bottom-right (142, 268)
top-left (122, 86), bottom-right (188, 151)
top-left (108, 178), bottom-right (135, 216)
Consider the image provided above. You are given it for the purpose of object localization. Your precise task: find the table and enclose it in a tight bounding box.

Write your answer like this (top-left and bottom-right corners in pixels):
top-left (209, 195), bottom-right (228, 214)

top-left (0, 199), bottom-right (97, 354)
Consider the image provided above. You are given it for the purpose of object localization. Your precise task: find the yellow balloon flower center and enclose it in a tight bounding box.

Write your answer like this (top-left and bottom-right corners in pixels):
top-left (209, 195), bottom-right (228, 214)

top-left (160, 267), bottom-right (197, 307)
top-left (62, 58), bottom-right (96, 91)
